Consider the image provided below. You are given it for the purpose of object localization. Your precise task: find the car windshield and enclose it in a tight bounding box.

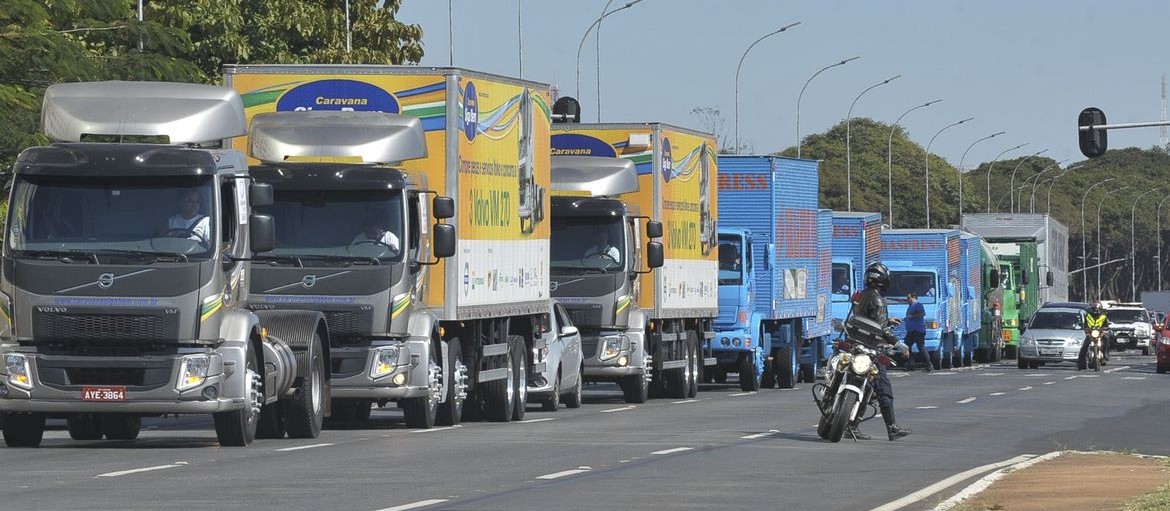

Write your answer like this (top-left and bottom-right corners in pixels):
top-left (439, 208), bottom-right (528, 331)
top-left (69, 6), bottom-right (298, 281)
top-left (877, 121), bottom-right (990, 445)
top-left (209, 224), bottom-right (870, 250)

top-left (1108, 308), bottom-right (1148, 322)
top-left (718, 235), bottom-right (742, 285)
top-left (883, 271), bottom-right (936, 303)
top-left (257, 188), bottom-right (406, 262)
top-left (550, 216), bottom-right (624, 272)
top-left (7, 174), bottom-right (216, 260)
top-left (831, 263), bottom-right (852, 301)
top-left (1030, 311), bottom-right (1083, 330)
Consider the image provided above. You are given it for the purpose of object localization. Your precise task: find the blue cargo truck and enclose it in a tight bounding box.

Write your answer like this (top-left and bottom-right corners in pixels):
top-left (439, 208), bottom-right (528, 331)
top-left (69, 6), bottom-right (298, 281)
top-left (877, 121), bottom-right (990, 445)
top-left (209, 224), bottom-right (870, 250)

top-left (800, 209), bottom-right (835, 380)
top-left (953, 232), bottom-right (984, 368)
top-left (712, 155), bottom-right (819, 390)
top-left (880, 229), bottom-right (963, 370)
top-left (830, 212), bottom-right (883, 330)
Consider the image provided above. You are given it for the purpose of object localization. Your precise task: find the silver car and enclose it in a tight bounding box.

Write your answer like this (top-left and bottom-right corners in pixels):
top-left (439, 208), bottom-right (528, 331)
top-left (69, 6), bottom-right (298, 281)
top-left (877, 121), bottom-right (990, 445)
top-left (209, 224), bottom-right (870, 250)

top-left (530, 301), bottom-right (585, 411)
top-left (1017, 306), bottom-right (1087, 369)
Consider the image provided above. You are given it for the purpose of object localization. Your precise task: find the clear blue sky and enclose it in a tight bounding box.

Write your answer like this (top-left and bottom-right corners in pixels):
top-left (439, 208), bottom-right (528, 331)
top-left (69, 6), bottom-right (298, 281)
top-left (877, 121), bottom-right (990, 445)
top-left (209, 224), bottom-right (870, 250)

top-left (398, 1), bottom-right (1169, 167)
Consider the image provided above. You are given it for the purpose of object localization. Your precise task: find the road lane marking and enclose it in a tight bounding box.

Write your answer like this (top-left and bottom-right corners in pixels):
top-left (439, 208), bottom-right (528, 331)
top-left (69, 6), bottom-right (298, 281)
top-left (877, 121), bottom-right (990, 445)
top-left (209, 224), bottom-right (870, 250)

top-left (741, 429), bottom-right (780, 439)
top-left (409, 425), bottom-right (462, 434)
top-left (934, 451), bottom-right (1068, 510)
top-left (915, 406), bottom-right (939, 409)
top-left (1064, 376), bottom-right (1078, 380)
top-left (1024, 373), bottom-right (1051, 377)
top-left (989, 392), bottom-right (1006, 396)
top-left (600, 405), bottom-right (635, 413)
top-left (1018, 386), bottom-right (1032, 391)
top-left (1079, 374), bottom-right (1100, 378)
top-left (275, 443), bottom-right (333, 452)
top-left (1123, 376), bottom-right (1148, 380)
top-left (536, 466), bottom-right (592, 480)
top-left (730, 391), bottom-right (757, 397)
top-left (97, 462), bottom-right (187, 478)
top-left (957, 397), bottom-right (977, 404)
top-left (870, 454), bottom-right (1035, 511)
top-left (1104, 365), bottom-right (1131, 373)
top-left (518, 418), bottom-right (555, 424)
top-left (671, 399), bottom-right (700, 404)
top-left (651, 447), bottom-right (693, 455)
top-left (1043, 381), bottom-right (1056, 385)
top-left (980, 372), bottom-right (1004, 376)
top-left (374, 499), bottom-right (450, 511)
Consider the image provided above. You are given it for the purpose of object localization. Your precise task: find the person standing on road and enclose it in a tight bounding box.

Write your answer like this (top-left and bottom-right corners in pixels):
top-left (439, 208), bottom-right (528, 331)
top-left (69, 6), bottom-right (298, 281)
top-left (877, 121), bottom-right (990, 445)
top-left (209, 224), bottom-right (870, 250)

top-left (1079, 301), bottom-right (1110, 370)
top-left (903, 292), bottom-right (931, 372)
top-left (847, 262), bottom-right (912, 441)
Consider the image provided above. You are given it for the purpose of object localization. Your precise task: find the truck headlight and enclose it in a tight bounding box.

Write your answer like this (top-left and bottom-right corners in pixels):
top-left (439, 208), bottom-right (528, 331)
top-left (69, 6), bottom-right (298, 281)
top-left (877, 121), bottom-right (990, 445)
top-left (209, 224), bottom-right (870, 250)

top-left (176, 354), bottom-right (211, 392)
top-left (5, 354), bottom-right (32, 390)
top-left (599, 335), bottom-right (623, 361)
top-left (850, 354), bottom-right (873, 375)
top-left (370, 346), bottom-right (402, 380)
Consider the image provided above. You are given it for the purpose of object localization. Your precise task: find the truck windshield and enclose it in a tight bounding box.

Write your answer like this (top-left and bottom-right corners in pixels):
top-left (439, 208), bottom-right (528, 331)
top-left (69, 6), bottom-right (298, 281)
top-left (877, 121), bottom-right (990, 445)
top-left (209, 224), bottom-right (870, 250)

top-left (550, 216), bottom-right (624, 272)
top-left (1000, 264), bottom-right (1013, 288)
top-left (1108, 309), bottom-right (1148, 322)
top-left (718, 235), bottom-right (742, 285)
top-left (1029, 311), bottom-right (1083, 330)
top-left (258, 189), bottom-right (405, 263)
top-left (883, 271), bottom-right (937, 304)
top-left (831, 263), bottom-right (852, 300)
top-left (7, 174), bottom-right (216, 260)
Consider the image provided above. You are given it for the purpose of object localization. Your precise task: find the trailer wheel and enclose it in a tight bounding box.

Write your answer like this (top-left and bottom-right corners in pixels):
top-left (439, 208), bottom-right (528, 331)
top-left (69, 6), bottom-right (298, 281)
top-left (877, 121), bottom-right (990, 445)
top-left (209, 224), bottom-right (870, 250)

top-left (928, 350), bottom-right (942, 371)
top-left (542, 368), bottom-right (562, 411)
top-left (563, 363), bottom-right (584, 408)
top-left (2, 413), bottom-right (46, 447)
top-left (482, 336), bottom-right (517, 422)
top-left (963, 347), bottom-right (973, 367)
top-left (974, 348), bottom-right (988, 364)
top-left (437, 339), bottom-right (467, 426)
top-left (738, 352), bottom-right (761, 392)
top-left (256, 402), bottom-right (286, 439)
top-left (214, 348), bottom-right (260, 447)
top-left (67, 414), bottom-right (104, 441)
top-left (775, 346), bottom-right (795, 389)
top-left (101, 415), bottom-right (141, 440)
top-left (510, 335), bottom-right (528, 421)
top-left (798, 363), bottom-right (816, 384)
top-left (1003, 345), bottom-right (1017, 360)
top-left (687, 332), bottom-right (700, 398)
top-left (282, 332), bottom-right (326, 438)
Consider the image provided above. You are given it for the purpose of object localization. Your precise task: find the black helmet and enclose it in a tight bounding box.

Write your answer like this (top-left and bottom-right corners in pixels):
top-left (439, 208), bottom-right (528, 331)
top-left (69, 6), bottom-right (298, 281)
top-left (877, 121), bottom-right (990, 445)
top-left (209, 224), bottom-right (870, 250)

top-left (1091, 300), bottom-right (1103, 313)
top-left (864, 262), bottom-right (890, 290)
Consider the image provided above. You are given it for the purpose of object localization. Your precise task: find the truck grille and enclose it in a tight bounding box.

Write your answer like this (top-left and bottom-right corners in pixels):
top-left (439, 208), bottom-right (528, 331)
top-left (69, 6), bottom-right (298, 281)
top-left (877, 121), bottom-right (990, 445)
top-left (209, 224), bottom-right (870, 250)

top-left (37, 363), bottom-right (172, 389)
top-left (33, 310), bottom-right (179, 342)
top-left (324, 309), bottom-right (373, 337)
top-left (564, 304), bottom-right (603, 327)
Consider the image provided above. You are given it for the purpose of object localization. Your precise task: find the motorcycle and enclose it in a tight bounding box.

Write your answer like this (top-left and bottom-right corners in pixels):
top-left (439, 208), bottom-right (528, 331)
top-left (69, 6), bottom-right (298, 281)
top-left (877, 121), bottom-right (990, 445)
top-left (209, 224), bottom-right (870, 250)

top-left (812, 315), bottom-right (900, 443)
top-left (1083, 327), bottom-right (1105, 372)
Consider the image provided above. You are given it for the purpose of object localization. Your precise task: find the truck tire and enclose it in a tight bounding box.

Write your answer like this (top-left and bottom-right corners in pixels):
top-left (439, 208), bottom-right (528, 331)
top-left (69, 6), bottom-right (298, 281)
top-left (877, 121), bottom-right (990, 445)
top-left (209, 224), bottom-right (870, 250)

top-left (326, 399), bottom-right (358, 424)
top-left (542, 368), bottom-right (562, 411)
top-left (827, 392), bottom-right (857, 443)
top-left (510, 335), bottom-right (528, 421)
top-left (798, 363), bottom-right (816, 384)
top-left (929, 350), bottom-right (942, 371)
top-left (738, 352), bottom-right (760, 392)
top-left (354, 400), bottom-right (373, 422)
top-left (1003, 345), bottom-right (1017, 360)
top-left (963, 348), bottom-right (973, 367)
top-left (283, 332), bottom-right (326, 438)
top-left (403, 394), bottom-right (438, 429)
top-left (67, 414), bottom-right (104, 441)
top-left (712, 366), bottom-right (728, 384)
top-left (620, 355), bottom-right (650, 404)
top-left (974, 348), bottom-right (988, 364)
top-left (563, 363), bottom-right (583, 409)
top-left (213, 348), bottom-right (261, 447)
top-left (437, 339), bottom-right (467, 426)
top-left (775, 347), bottom-right (795, 389)
top-left (101, 415), bottom-right (141, 440)
top-left (2, 413), bottom-right (46, 447)
top-left (687, 332), bottom-right (700, 398)
top-left (256, 402), bottom-right (286, 439)
top-left (482, 337), bottom-right (517, 422)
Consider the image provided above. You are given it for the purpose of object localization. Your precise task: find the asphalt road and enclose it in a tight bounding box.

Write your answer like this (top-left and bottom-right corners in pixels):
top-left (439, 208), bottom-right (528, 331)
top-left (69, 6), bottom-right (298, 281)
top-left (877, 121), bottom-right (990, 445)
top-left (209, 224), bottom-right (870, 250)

top-left (4, 353), bottom-right (1168, 511)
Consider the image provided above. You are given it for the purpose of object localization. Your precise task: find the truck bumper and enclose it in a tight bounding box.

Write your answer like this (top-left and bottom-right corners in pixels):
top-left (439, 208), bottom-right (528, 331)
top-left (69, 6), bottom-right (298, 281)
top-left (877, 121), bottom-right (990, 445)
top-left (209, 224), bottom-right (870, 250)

top-left (0, 374), bottom-right (237, 414)
top-left (582, 330), bottom-right (646, 379)
top-left (328, 339), bottom-right (433, 400)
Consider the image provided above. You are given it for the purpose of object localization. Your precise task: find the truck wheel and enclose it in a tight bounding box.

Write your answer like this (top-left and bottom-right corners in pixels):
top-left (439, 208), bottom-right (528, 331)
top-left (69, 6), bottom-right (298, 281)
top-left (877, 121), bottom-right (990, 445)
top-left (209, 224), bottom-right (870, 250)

top-left (437, 339), bottom-right (467, 426)
top-left (929, 350), bottom-right (942, 371)
top-left (974, 348), bottom-right (988, 364)
top-left (326, 399), bottom-right (358, 424)
top-left (798, 363), bottom-right (815, 384)
top-left (563, 363), bottom-right (584, 408)
top-left (482, 337), bottom-right (517, 422)
top-left (283, 333), bottom-right (326, 438)
top-left (687, 333), bottom-right (700, 398)
top-left (101, 415), bottom-right (141, 440)
top-left (2, 413), bottom-right (46, 447)
top-left (1004, 345), bottom-right (1018, 360)
top-left (775, 347), bottom-right (795, 389)
top-left (620, 354), bottom-right (650, 404)
top-left (213, 348), bottom-right (261, 447)
top-left (712, 366), bottom-right (728, 384)
top-left (542, 368), bottom-right (562, 411)
top-left (760, 356), bottom-right (776, 388)
top-left (353, 400), bottom-right (373, 422)
top-left (256, 402), bottom-right (286, 439)
top-left (738, 353), bottom-right (761, 392)
top-left (510, 335), bottom-right (529, 421)
top-left (405, 344), bottom-right (444, 429)
top-left (67, 414), bottom-right (104, 441)
top-left (963, 348), bottom-right (973, 367)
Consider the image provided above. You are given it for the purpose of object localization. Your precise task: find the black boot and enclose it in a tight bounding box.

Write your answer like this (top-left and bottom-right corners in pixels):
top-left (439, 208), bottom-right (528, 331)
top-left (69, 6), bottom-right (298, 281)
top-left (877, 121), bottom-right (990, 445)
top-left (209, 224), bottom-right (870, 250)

top-left (846, 423), bottom-right (870, 440)
top-left (887, 424), bottom-right (911, 441)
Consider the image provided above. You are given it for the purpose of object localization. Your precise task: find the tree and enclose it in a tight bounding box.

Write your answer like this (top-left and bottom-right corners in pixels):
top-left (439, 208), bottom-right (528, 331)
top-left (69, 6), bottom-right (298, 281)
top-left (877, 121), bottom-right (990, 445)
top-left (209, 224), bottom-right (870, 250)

top-left (690, 105), bottom-right (748, 154)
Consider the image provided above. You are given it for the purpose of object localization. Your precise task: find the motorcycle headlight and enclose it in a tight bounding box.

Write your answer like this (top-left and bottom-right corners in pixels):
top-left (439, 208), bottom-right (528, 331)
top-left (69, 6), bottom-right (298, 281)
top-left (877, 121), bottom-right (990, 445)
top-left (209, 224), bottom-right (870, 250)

top-left (370, 345), bottom-right (402, 380)
top-left (850, 354), bottom-right (873, 375)
top-left (176, 354), bottom-right (211, 392)
top-left (5, 353), bottom-right (32, 390)
top-left (1091, 329), bottom-right (1101, 339)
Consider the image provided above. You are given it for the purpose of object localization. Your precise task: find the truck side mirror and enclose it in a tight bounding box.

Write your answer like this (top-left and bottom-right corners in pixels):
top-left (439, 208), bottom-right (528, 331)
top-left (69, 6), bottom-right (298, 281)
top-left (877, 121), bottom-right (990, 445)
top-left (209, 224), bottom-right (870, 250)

top-left (249, 214), bottom-right (275, 253)
top-left (646, 220), bottom-right (663, 239)
top-left (433, 196), bottom-right (455, 220)
top-left (432, 223), bottom-right (456, 259)
top-left (249, 182), bottom-right (273, 208)
top-left (1078, 107), bottom-right (1108, 158)
top-left (1046, 270), bottom-right (1054, 287)
top-left (646, 241), bottom-right (664, 269)
top-left (989, 269), bottom-right (1001, 289)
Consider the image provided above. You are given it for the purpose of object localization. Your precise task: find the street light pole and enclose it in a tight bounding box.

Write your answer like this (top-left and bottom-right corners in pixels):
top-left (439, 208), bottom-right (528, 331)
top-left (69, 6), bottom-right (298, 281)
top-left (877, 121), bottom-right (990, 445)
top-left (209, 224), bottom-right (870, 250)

top-left (957, 131), bottom-right (1005, 224)
top-left (734, 22), bottom-right (801, 155)
top-left (1008, 149), bottom-right (1047, 213)
top-left (594, 0), bottom-right (617, 121)
top-left (1098, 186), bottom-right (1129, 299)
top-left (1132, 188), bottom-right (1161, 300)
top-left (986, 143), bottom-right (1028, 213)
top-left (1080, 178), bottom-right (1114, 300)
top-left (575, 0), bottom-right (643, 101)
top-left (1158, 195), bottom-right (1170, 291)
top-left (1028, 159), bottom-right (1069, 212)
top-left (846, 74), bottom-right (901, 210)
top-left (924, 117), bottom-right (973, 228)
top-left (886, 99), bottom-right (942, 227)
top-left (797, 56), bottom-right (860, 158)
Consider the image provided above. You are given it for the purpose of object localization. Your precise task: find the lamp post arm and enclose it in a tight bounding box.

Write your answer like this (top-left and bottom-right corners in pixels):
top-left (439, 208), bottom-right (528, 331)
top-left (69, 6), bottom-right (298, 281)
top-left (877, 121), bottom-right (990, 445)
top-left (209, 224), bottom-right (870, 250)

top-left (575, 0), bottom-right (642, 99)
top-left (797, 56), bottom-right (859, 158)
top-left (734, 21), bottom-right (801, 155)
top-left (886, 99), bottom-right (941, 226)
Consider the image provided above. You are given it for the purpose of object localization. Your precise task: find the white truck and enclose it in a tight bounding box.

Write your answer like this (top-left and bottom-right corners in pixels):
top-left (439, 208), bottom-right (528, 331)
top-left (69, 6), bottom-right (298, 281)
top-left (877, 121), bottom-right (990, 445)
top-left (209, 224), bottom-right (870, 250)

top-left (961, 213), bottom-right (1070, 304)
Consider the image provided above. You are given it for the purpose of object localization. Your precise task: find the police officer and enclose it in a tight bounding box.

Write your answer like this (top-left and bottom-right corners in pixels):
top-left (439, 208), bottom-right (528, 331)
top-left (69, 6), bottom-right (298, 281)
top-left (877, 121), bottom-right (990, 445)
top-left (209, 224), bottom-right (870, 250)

top-left (848, 262), bottom-right (912, 441)
top-left (1079, 301), bottom-right (1110, 370)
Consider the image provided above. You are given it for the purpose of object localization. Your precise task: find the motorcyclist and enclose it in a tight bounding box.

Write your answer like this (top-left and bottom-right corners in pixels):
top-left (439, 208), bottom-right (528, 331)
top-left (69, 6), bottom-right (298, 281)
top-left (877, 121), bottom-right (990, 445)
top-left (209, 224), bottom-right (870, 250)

top-left (1079, 301), bottom-right (1110, 370)
top-left (848, 262), bottom-right (912, 441)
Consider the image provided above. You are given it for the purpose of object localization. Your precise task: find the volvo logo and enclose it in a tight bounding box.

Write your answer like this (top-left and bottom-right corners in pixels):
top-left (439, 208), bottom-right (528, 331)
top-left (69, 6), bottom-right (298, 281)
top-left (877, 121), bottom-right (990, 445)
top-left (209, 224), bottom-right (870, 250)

top-left (549, 280), bottom-right (559, 292)
top-left (301, 274), bottom-right (317, 289)
top-left (97, 273), bottom-right (115, 289)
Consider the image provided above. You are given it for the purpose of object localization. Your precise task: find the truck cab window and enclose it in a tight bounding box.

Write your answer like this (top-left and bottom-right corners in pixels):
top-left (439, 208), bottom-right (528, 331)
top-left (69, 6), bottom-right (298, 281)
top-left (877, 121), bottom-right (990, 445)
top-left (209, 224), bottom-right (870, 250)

top-left (718, 236), bottom-right (742, 286)
top-left (219, 180), bottom-right (238, 253)
top-left (831, 263), bottom-right (852, 299)
top-left (408, 193), bottom-right (421, 260)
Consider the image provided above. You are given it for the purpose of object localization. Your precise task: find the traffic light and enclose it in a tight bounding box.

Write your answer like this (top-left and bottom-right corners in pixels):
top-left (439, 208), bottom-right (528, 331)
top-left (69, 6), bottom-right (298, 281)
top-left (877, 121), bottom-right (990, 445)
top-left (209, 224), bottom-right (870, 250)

top-left (1078, 107), bottom-right (1108, 158)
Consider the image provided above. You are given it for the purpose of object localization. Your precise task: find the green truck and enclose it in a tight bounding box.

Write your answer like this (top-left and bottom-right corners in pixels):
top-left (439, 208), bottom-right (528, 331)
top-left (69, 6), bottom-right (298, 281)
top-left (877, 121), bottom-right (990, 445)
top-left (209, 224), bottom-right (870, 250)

top-left (974, 239), bottom-right (1004, 363)
top-left (988, 240), bottom-right (1040, 359)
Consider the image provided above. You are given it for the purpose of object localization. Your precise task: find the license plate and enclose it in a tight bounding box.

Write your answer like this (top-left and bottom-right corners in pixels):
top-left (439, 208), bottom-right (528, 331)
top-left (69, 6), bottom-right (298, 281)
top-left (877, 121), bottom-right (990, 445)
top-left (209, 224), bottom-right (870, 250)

top-left (82, 386), bottom-right (126, 402)
top-left (1039, 348), bottom-right (1061, 356)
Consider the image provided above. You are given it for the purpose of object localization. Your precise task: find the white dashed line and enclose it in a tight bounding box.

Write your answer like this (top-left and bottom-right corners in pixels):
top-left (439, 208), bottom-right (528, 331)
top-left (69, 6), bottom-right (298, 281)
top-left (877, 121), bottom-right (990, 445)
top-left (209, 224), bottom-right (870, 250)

top-left (730, 391), bottom-right (757, 397)
top-left (374, 499), bottom-right (450, 511)
top-left (915, 406), bottom-right (939, 409)
top-left (1017, 386), bottom-right (1032, 391)
top-left (651, 447), bottom-right (694, 455)
top-left (1104, 365), bottom-right (1131, 373)
top-left (989, 392), bottom-right (1006, 396)
top-left (536, 467), bottom-right (592, 480)
top-left (1122, 376), bottom-right (1148, 380)
top-left (275, 443), bottom-right (333, 452)
top-left (518, 418), bottom-right (555, 424)
top-left (1064, 376), bottom-right (1078, 380)
top-left (741, 429), bottom-right (780, 439)
top-left (409, 425), bottom-right (463, 434)
top-left (671, 399), bottom-right (700, 405)
top-left (980, 372), bottom-right (1004, 376)
top-left (1024, 373), bottom-right (1051, 377)
top-left (600, 406), bottom-right (635, 413)
top-left (97, 462), bottom-right (187, 478)
top-left (1043, 381), bottom-right (1056, 385)
top-left (957, 397), bottom-right (977, 404)
top-left (1079, 374), bottom-right (1100, 378)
